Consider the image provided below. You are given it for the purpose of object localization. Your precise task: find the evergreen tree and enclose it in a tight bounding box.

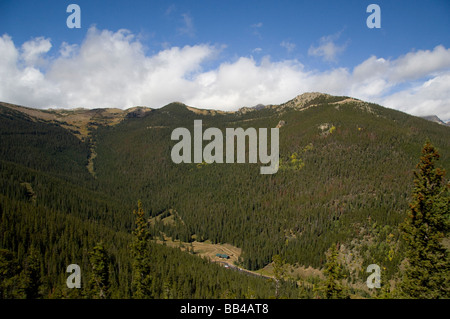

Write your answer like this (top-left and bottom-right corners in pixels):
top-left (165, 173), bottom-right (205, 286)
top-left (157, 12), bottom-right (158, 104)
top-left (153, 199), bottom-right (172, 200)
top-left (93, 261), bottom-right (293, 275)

top-left (88, 243), bottom-right (111, 299)
top-left (130, 200), bottom-right (153, 298)
top-left (19, 246), bottom-right (41, 299)
top-left (318, 243), bottom-right (349, 299)
top-left (272, 254), bottom-right (286, 299)
top-left (399, 141), bottom-right (450, 298)
top-left (0, 249), bottom-right (21, 299)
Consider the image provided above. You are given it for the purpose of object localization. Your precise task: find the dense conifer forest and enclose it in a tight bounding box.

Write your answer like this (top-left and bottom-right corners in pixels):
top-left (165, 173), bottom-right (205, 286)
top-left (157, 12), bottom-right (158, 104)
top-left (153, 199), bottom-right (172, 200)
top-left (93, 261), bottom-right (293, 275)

top-left (0, 94), bottom-right (449, 299)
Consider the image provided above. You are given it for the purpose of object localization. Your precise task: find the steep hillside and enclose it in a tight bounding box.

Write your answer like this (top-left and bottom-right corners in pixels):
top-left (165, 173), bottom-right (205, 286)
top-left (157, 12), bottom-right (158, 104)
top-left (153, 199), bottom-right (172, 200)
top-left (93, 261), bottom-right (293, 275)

top-left (89, 94), bottom-right (450, 274)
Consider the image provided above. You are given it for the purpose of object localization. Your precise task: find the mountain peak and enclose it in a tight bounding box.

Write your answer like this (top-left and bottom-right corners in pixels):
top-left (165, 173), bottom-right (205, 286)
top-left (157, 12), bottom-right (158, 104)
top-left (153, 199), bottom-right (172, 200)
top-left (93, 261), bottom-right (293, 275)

top-left (264, 92), bottom-right (362, 112)
top-left (294, 91), bottom-right (331, 101)
top-left (287, 92), bottom-right (333, 108)
top-left (421, 115), bottom-right (448, 126)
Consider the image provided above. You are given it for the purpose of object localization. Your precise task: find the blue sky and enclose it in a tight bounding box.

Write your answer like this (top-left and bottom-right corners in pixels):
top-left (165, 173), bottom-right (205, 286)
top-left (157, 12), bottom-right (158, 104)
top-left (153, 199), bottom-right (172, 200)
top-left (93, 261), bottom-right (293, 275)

top-left (1, 0), bottom-right (450, 119)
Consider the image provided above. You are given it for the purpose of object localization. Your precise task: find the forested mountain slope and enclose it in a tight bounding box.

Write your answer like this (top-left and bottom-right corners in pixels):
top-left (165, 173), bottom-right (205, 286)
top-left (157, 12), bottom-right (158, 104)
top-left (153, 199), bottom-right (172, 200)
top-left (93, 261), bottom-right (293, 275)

top-left (1, 93), bottom-right (449, 298)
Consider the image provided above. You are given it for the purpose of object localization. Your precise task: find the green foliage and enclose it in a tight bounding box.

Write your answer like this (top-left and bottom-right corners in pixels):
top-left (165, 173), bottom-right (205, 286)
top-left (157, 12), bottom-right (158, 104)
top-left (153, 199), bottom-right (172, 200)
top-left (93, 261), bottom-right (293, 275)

top-left (272, 254), bottom-right (287, 298)
top-left (0, 105), bottom-right (91, 184)
top-left (317, 244), bottom-right (349, 299)
top-left (88, 243), bottom-right (110, 299)
top-left (1, 97), bottom-right (450, 299)
top-left (19, 246), bottom-right (42, 299)
top-left (0, 249), bottom-right (21, 299)
top-left (399, 141), bottom-right (450, 298)
top-left (0, 247), bottom-right (42, 299)
top-left (131, 201), bottom-right (153, 299)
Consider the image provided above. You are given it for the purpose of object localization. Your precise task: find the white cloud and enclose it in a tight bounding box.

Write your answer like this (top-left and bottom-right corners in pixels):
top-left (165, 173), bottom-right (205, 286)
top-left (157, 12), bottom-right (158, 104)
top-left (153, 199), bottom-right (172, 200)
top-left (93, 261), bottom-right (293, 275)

top-left (0, 35), bottom-right (19, 75)
top-left (0, 34), bottom-right (59, 107)
top-left (308, 33), bottom-right (347, 62)
top-left (178, 13), bottom-right (195, 37)
top-left (1, 27), bottom-right (450, 120)
top-left (280, 41), bottom-right (296, 53)
top-left (186, 56), bottom-right (308, 108)
top-left (21, 37), bottom-right (52, 67)
top-left (389, 45), bottom-right (450, 82)
top-left (381, 73), bottom-right (450, 120)
top-left (347, 45), bottom-right (450, 119)
top-left (59, 42), bottom-right (79, 59)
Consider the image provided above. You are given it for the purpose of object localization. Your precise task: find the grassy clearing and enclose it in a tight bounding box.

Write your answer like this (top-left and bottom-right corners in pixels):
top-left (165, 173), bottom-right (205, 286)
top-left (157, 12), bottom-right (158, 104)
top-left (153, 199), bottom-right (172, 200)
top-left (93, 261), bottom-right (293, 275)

top-left (155, 235), bottom-right (241, 266)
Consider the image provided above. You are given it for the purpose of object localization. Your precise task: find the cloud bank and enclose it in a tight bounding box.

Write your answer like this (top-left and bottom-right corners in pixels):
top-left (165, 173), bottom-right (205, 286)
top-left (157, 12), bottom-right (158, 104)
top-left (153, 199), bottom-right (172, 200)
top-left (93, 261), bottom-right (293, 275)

top-left (1, 27), bottom-right (450, 120)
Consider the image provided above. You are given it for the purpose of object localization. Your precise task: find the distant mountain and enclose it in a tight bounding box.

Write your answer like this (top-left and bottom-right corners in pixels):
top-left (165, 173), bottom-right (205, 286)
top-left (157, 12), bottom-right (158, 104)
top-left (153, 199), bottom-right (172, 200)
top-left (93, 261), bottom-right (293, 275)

top-left (421, 115), bottom-right (449, 126)
top-left (0, 101), bottom-right (153, 141)
top-left (1, 92), bottom-right (450, 299)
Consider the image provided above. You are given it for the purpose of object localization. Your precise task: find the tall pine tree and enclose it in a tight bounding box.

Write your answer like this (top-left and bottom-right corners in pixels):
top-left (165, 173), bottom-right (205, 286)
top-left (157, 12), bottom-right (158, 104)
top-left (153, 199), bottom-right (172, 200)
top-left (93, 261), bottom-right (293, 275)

top-left (130, 200), bottom-right (153, 298)
top-left (318, 243), bottom-right (349, 299)
top-left (400, 141), bottom-right (450, 298)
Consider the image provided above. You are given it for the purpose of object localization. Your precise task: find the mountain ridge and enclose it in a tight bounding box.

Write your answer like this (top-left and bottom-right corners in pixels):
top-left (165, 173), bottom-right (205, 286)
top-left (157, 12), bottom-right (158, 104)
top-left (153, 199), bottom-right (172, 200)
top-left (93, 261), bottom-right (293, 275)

top-left (0, 92), bottom-right (363, 117)
top-left (0, 92), bottom-right (411, 131)
top-left (3, 92), bottom-right (448, 130)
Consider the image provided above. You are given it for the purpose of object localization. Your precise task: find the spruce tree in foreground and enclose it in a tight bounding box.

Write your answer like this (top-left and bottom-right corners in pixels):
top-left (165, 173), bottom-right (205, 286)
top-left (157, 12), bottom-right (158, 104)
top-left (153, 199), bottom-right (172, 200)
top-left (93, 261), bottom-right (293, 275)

top-left (400, 141), bottom-right (450, 298)
top-left (131, 200), bottom-right (153, 298)
top-left (318, 243), bottom-right (349, 299)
